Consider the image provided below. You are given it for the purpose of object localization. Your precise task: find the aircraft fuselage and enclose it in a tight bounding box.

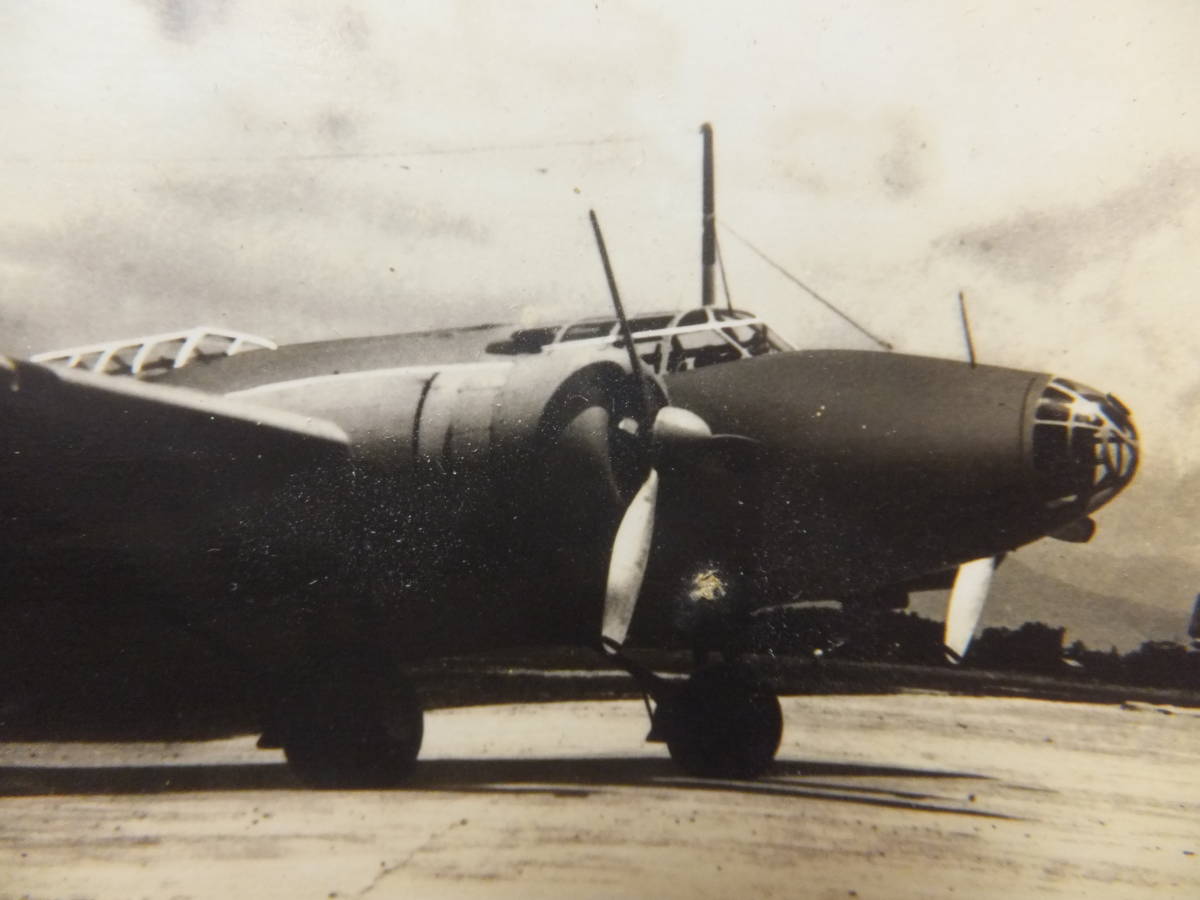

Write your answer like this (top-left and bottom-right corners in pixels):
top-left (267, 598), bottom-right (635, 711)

top-left (0, 318), bottom-right (1138, 736)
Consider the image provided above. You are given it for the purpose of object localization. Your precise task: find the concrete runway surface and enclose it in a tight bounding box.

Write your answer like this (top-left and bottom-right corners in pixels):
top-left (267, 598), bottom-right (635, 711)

top-left (0, 693), bottom-right (1197, 899)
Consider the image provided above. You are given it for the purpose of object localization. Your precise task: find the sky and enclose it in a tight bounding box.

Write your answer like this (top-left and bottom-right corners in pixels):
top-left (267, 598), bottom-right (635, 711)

top-left (2, 1), bottom-right (1197, 642)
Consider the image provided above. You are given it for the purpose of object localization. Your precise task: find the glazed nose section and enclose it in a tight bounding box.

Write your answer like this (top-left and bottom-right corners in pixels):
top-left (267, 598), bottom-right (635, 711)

top-left (1031, 377), bottom-right (1139, 514)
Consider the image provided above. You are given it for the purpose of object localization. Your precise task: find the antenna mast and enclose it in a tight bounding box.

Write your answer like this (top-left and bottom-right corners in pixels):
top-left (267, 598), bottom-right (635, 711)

top-left (958, 291), bottom-right (978, 368)
top-left (700, 122), bottom-right (716, 307)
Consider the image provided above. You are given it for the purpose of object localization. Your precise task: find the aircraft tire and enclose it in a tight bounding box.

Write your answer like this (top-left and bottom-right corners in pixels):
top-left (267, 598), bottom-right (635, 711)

top-left (662, 662), bottom-right (782, 779)
top-left (278, 659), bottom-right (424, 789)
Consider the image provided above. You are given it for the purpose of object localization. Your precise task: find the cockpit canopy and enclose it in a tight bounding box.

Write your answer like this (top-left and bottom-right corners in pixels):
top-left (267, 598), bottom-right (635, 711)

top-left (32, 326), bottom-right (277, 378)
top-left (488, 307), bottom-right (791, 374)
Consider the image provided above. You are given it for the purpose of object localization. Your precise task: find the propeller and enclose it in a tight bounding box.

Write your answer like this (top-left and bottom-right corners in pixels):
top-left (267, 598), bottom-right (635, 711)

top-left (587, 210), bottom-right (714, 652)
top-left (943, 556), bottom-right (996, 663)
top-left (597, 405), bottom-right (720, 649)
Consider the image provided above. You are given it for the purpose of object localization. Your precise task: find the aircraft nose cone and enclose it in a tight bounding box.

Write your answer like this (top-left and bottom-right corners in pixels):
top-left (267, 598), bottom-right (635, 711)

top-left (1031, 377), bottom-right (1139, 514)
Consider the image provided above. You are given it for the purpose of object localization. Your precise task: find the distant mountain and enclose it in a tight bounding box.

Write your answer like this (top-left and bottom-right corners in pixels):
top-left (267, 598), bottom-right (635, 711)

top-left (986, 556), bottom-right (1192, 651)
top-left (911, 555), bottom-right (1196, 652)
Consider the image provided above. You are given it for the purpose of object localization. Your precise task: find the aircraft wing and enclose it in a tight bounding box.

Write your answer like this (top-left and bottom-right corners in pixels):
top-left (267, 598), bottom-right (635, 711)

top-left (1, 356), bottom-right (351, 603)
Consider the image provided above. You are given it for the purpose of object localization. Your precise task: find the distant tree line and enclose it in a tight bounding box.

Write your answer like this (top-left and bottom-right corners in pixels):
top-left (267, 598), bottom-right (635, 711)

top-left (745, 606), bottom-right (1200, 690)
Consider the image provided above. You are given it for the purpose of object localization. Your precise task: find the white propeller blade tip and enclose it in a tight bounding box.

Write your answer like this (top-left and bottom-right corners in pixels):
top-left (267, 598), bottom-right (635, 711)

top-left (601, 469), bottom-right (659, 648)
top-left (944, 556), bottom-right (997, 663)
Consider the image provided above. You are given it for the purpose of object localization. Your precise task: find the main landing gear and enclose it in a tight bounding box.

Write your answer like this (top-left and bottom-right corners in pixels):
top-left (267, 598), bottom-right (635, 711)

top-left (261, 648), bottom-right (780, 786)
top-left (261, 655), bottom-right (424, 789)
top-left (655, 662), bottom-right (783, 778)
top-left (604, 642), bottom-right (783, 778)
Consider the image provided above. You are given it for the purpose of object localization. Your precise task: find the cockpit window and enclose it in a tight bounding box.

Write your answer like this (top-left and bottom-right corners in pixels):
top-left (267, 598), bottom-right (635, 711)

top-left (666, 327), bottom-right (742, 372)
top-left (713, 308), bottom-right (792, 353)
top-left (562, 320), bottom-right (616, 341)
top-left (509, 327), bottom-right (558, 352)
top-left (1032, 377), bottom-right (1139, 512)
top-left (628, 315), bottom-right (674, 333)
top-left (724, 322), bottom-right (781, 357)
top-left (721, 321), bottom-right (759, 346)
top-left (509, 307), bottom-right (790, 373)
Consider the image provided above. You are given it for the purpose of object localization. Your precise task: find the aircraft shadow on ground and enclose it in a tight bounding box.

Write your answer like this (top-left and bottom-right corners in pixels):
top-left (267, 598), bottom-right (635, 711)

top-left (0, 756), bottom-right (1013, 819)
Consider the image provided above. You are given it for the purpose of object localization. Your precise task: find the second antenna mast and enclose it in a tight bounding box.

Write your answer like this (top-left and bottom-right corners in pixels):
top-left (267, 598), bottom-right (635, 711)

top-left (701, 122), bottom-right (716, 307)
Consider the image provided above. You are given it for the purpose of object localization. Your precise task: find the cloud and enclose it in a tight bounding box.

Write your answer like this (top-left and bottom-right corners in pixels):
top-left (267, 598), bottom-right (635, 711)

top-left (151, 171), bottom-right (490, 242)
top-left (0, 166), bottom-right (496, 352)
top-left (337, 4), bottom-right (371, 52)
top-left (316, 109), bottom-right (359, 146)
top-left (139, 0), bottom-right (231, 43)
top-left (878, 116), bottom-right (932, 199)
top-left (941, 158), bottom-right (1200, 288)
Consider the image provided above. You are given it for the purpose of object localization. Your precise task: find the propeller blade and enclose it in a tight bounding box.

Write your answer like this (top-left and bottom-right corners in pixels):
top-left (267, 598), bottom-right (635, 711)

top-left (601, 468), bottom-right (659, 650)
top-left (588, 209), bottom-right (657, 434)
top-left (944, 556), bottom-right (996, 663)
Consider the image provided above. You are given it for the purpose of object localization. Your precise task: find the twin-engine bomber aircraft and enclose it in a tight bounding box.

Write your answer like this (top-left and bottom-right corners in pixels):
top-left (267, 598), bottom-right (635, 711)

top-left (0, 128), bottom-right (1138, 784)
